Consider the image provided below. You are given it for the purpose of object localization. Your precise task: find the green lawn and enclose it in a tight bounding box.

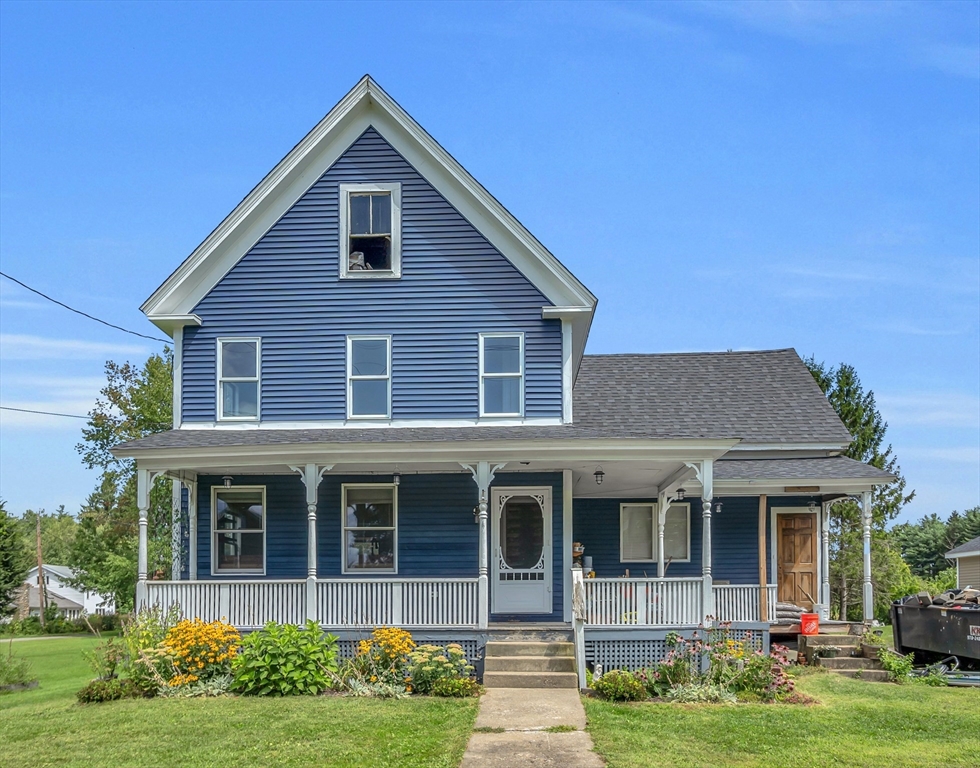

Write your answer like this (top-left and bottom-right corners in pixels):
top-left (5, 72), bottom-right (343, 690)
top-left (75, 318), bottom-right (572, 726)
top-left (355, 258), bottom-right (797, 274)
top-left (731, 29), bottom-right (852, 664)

top-left (0, 636), bottom-right (477, 768)
top-left (584, 669), bottom-right (979, 768)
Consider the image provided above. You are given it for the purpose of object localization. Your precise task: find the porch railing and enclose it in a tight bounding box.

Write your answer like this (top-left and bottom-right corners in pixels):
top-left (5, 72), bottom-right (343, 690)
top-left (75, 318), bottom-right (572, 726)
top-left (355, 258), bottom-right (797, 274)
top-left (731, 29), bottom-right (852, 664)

top-left (582, 577), bottom-right (703, 626)
top-left (712, 584), bottom-right (777, 623)
top-left (142, 578), bottom-right (479, 629)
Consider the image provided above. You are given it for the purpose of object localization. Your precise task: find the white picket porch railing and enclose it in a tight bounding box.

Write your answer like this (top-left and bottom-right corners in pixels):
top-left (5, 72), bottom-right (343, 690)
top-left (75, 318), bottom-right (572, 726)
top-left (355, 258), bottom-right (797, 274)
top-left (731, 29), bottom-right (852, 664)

top-left (582, 577), bottom-right (704, 626)
top-left (142, 578), bottom-right (479, 629)
top-left (712, 584), bottom-right (777, 623)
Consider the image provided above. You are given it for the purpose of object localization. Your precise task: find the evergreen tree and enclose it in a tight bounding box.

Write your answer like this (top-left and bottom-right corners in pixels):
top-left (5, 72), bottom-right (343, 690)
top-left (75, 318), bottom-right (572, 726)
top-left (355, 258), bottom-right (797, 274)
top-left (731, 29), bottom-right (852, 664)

top-left (0, 501), bottom-right (31, 619)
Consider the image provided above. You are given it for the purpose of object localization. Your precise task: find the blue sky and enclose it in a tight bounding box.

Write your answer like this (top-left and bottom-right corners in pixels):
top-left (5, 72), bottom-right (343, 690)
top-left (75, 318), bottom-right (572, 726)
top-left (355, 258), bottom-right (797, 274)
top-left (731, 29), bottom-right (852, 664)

top-left (0, 1), bottom-right (977, 524)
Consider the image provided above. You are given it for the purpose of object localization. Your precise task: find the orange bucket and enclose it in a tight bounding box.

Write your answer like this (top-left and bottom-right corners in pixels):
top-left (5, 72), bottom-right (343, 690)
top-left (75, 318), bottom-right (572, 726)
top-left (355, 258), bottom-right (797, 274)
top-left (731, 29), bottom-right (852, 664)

top-left (800, 613), bottom-right (819, 635)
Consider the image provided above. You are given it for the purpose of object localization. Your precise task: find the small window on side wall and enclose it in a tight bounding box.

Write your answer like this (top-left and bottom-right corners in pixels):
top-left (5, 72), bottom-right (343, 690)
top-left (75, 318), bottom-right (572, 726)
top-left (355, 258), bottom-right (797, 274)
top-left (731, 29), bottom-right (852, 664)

top-left (217, 338), bottom-right (260, 420)
top-left (347, 336), bottom-right (391, 419)
top-left (213, 487), bottom-right (265, 574)
top-left (340, 183), bottom-right (401, 278)
top-left (480, 333), bottom-right (524, 417)
top-left (620, 503), bottom-right (691, 563)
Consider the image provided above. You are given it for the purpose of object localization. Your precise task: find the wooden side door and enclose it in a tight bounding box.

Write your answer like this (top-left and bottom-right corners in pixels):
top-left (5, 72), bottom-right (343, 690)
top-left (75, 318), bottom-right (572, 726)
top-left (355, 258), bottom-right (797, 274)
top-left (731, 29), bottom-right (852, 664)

top-left (777, 513), bottom-right (817, 609)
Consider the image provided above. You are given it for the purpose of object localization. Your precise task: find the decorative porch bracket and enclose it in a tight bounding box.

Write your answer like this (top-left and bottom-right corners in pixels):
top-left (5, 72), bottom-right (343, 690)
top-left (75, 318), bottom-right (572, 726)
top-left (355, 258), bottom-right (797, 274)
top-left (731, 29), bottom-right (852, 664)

top-left (685, 459), bottom-right (714, 625)
top-left (821, 499), bottom-right (833, 620)
top-left (655, 464), bottom-right (695, 580)
top-left (861, 490), bottom-right (873, 622)
top-left (136, 468), bottom-right (167, 609)
top-left (290, 464), bottom-right (333, 622)
top-left (460, 461), bottom-right (507, 629)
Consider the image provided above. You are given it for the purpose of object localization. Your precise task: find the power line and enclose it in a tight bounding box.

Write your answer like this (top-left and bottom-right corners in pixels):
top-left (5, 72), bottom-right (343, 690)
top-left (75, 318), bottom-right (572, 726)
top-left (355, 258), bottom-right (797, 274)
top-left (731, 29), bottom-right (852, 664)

top-left (0, 271), bottom-right (170, 343)
top-left (0, 405), bottom-right (88, 419)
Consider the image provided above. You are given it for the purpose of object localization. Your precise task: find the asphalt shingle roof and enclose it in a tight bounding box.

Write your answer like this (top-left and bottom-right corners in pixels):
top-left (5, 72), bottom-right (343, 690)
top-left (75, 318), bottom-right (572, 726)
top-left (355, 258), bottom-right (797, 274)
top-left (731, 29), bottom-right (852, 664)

top-left (946, 536), bottom-right (980, 558)
top-left (714, 456), bottom-right (894, 482)
top-left (114, 348), bottom-right (851, 453)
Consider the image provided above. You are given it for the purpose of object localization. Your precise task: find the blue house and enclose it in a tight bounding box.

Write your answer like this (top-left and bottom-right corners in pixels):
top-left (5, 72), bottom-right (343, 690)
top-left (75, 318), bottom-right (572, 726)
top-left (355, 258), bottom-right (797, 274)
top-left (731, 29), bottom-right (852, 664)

top-left (114, 76), bottom-right (892, 681)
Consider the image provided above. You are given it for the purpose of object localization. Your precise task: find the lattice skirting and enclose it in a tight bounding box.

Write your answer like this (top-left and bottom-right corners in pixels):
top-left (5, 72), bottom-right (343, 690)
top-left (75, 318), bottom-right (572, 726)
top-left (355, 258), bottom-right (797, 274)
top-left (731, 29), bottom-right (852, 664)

top-left (334, 638), bottom-right (481, 662)
top-left (585, 627), bottom-right (768, 672)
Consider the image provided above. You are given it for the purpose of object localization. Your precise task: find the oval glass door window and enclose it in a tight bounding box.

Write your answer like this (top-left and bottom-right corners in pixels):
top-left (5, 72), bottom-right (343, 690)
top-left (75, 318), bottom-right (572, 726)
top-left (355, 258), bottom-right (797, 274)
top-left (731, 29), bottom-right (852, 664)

top-left (501, 495), bottom-right (544, 570)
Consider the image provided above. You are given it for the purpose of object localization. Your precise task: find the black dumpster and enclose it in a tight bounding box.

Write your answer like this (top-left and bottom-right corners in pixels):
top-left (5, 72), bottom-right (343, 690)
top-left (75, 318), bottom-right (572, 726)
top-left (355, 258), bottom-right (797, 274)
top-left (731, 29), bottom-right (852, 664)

top-left (891, 600), bottom-right (980, 667)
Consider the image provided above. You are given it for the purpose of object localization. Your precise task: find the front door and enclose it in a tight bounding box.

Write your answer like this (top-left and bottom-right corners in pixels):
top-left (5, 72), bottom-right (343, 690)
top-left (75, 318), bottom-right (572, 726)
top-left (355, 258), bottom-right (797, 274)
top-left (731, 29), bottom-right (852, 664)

top-left (777, 513), bottom-right (818, 609)
top-left (491, 487), bottom-right (552, 614)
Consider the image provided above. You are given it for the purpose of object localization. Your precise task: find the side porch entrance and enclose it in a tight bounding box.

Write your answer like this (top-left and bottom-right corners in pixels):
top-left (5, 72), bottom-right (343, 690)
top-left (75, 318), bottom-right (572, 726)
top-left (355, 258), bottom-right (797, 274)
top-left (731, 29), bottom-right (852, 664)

top-left (776, 511), bottom-right (818, 610)
top-left (491, 487), bottom-right (552, 614)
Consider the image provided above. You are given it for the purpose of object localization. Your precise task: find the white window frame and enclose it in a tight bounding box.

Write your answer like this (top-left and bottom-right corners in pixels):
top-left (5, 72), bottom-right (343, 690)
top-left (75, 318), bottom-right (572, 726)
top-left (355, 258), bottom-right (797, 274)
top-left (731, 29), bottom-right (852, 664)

top-left (211, 485), bottom-right (266, 576)
top-left (619, 502), bottom-right (691, 563)
top-left (339, 182), bottom-right (402, 279)
top-left (479, 332), bottom-right (525, 418)
top-left (216, 337), bottom-right (261, 422)
top-left (346, 335), bottom-right (392, 420)
top-left (341, 483), bottom-right (398, 575)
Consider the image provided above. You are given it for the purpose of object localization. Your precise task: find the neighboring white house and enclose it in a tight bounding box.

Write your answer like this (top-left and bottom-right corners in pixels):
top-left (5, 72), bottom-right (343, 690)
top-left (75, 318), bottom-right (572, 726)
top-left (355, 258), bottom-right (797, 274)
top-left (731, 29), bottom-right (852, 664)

top-left (25, 565), bottom-right (115, 616)
top-left (945, 536), bottom-right (980, 590)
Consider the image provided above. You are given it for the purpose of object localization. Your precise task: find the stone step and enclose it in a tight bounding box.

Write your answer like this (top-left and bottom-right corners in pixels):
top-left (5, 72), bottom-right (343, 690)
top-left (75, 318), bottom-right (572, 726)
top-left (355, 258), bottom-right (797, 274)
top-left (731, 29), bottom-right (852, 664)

top-left (800, 634), bottom-right (862, 647)
top-left (815, 656), bottom-right (884, 670)
top-left (484, 641), bottom-right (575, 658)
top-left (483, 671), bottom-right (580, 689)
top-left (484, 655), bottom-right (576, 673)
top-left (834, 669), bottom-right (891, 683)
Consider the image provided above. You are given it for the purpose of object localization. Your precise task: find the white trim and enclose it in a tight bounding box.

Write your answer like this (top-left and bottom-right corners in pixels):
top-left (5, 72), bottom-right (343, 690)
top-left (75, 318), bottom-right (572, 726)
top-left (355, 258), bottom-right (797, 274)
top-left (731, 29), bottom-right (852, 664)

top-left (341, 482), bottom-right (398, 575)
top-left (339, 182), bottom-right (402, 279)
top-left (619, 502), bottom-right (691, 564)
top-left (173, 328), bottom-right (183, 428)
top-left (490, 486), bottom-right (553, 614)
top-left (346, 335), bottom-right (392, 420)
top-left (945, 549), bottom-right (980, 560)
top-left (216, 337), bottom-right (261, 422)
top-left (770, 506), bottom-right (821, 605)
top-left (562, 468), bottom-right (573, 622)
top-left (211, 485), bottom-right (267, 576)
top-left (561, 319), bottom-right (572, 423)
top-left (152, 314), bottom-right (202, 338)
top-left (178, 416), bottom-right (564, 430)
top-left (139, 76), bottom-right (595, 362)
top-left (479, 332), bottom-right (525, 418)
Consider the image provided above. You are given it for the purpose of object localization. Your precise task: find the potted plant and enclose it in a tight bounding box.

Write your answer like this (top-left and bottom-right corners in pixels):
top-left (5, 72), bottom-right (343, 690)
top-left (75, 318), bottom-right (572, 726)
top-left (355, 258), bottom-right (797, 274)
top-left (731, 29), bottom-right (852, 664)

top-left (816, 646), bottom-right (841, 659)
top-left (861, 627), bottom-right (885, 659)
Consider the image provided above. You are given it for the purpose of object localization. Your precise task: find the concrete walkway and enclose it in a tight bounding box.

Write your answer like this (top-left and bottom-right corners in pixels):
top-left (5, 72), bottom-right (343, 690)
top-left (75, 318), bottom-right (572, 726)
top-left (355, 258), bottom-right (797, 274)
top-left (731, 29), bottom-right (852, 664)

top-left (460, 688), bottom-right (604, 767)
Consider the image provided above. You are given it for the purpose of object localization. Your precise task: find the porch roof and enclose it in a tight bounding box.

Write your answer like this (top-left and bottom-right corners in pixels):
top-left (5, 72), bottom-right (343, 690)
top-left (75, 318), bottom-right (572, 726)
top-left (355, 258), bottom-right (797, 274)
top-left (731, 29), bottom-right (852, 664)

top-left (714, 456), bottom-right (895, 483)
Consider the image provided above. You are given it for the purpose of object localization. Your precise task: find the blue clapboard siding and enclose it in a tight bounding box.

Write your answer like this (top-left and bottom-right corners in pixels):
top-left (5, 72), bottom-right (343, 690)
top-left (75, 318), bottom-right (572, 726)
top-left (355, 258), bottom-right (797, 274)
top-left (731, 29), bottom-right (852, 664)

top-left (573, 495), bottom-right (822, 583)
top-left (489, 472), bottom-right (564, 623)
top-left (182, 127), bottom-right (563, 423)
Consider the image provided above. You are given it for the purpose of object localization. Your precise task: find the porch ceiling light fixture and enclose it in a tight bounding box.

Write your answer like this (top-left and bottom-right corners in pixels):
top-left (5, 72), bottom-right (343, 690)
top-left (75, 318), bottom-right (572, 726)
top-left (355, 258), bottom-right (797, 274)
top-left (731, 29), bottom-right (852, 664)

top-left (807, 500), bottom-right (817, 513)
top-left (222, 476), bottom-right (233, 489)
top-left (676, 488), bottom-right (686, 500)
top-left (392, 471), bottom-right (401, 487)
top-left (714, 501), bottom-right (723, 515)
top-left (594, 466), bottom-right (605, 485)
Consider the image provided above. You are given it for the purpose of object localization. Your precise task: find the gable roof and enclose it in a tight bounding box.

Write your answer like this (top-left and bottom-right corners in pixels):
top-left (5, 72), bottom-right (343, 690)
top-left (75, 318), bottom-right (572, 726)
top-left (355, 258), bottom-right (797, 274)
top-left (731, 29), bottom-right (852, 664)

top-left (571, 349), bottom-right (851, 445)
top-left (114, 348), bottom-right (852, 457)
top-left (142, 75), bottom-right (596, 364)
top-left (946, 536), bottom-right (980, 559)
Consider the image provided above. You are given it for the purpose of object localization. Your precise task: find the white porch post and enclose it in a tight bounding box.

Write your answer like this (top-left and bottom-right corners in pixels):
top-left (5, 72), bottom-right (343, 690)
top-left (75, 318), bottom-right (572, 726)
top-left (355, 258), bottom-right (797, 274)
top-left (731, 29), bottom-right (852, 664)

top-left (861, 491), bottom-right (873, 622)
top-left (656, 491), bottom-right (667, 580)
top-left (686, 460), bottom-right (714, 624)
top-left (291, 464), bottom-right (332, 623)
top-left (136, 468), bottom-right (151, 610)
top-left (462, 461), bottom-right (506, 630)
top-left (171, 479), bottom-right (182, 580)
top-left (821, 500), bottom-right (832, 620)
top-left (187, 480), bottom-right (198, 580)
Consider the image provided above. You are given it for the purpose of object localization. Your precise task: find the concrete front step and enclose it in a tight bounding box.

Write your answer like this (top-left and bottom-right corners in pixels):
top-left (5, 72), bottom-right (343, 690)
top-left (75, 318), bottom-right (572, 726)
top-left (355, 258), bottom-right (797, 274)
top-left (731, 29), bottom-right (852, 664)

top-left (484, 655), bottom-right (576, 673)
top-left (815, 656), bottom-right (884, 671)
top-left (484, 641), bottom-right (575, 658)
top-left (801, 634), bottom-right (862, 647)
top-left (483, 671), bottom-right (579, 689)
top-left (834, 669), bottom-right (891, 683)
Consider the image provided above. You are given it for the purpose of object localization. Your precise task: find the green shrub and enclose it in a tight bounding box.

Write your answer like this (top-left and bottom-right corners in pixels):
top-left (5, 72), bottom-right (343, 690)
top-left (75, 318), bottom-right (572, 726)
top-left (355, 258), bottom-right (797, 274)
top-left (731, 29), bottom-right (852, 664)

top-left (232, 620), bottom-right (338, 696)
top-left (0, 646), bottom-right (36, 688)
top-left (430, 676), bottom-right (481, 697)
top-left (76, 677), bottom-right (139, 704)
top-left (83, 638), bottom-right (125, 680)
top-left (666, 682), bottom-right (737, 704)
top-left (879, 649), bottom-right (915, 683)
top-left (592, 669), bottom-right (646, 702)
top-left (408, 643), bottom-right (475, 694)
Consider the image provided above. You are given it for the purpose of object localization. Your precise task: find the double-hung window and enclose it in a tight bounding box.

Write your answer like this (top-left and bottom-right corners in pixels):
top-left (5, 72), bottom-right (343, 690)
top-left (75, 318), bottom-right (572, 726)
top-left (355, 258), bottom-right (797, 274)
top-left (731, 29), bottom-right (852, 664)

top-left (217, 338), bottom-right (260, 420)
top-left (479, 333), bottom-right (524, 417)
top-left (339, 183), bottom-right (402, 278)
top-left (212, 486), bottom-right (265, 574)
top-left (347, 336), bottom-right (391, 419)
top-left (620, 503), bottom-right (691, 563)
top-left (342, 484), bottom-right (397, 573)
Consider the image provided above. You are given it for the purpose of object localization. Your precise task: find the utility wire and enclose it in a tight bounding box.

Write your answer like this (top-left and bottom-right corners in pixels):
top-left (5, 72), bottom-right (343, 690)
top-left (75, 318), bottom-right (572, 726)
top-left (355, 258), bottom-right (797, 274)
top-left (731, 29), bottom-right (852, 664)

top-left (0, 271), bottom-right (170, 343)
top-left (0, 405), bottom-right (88, 419)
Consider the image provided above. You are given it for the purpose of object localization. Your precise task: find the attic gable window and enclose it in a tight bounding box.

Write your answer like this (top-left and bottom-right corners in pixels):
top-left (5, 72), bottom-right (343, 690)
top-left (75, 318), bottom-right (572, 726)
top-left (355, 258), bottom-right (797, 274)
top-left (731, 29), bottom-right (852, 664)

top-left (340, 183), bottom-right (402, 278)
